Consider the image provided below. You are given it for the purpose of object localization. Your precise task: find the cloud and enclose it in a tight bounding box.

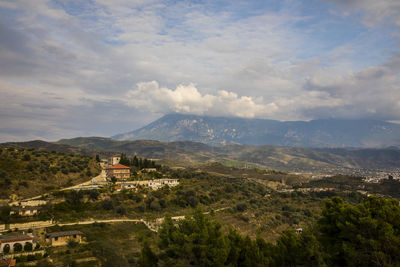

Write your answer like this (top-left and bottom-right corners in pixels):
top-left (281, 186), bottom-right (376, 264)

top-left (323, 0), bottom-right (400, 27)
top-left (126, 81), bottom-right (278, 118)
top-left (0, 0), bottom-right (400, 141)
top-left (303, 54), bottom-right (400, 120)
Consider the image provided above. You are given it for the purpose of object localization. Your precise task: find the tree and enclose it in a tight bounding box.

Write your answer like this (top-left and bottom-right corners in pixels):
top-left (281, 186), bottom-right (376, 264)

top-left (138, 242), bottom-right (158, 267)
top-left (317, 196), bottom-right (400, 266)
top-left (119, 153), bottom-right (130, 166)
top-left (0, 206), bottom-right (11, 223)
top-left (13, 243), bottom-right (22, 252)
top-left (88, 190), bottom-right (99, 201)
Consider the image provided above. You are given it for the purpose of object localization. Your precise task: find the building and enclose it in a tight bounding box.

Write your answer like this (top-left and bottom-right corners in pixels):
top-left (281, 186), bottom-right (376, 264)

top-left (115, 179), bottom-right (179, 191)
top-left (0, 256), bottom-right (16, 267)
top-left (108, 155), bottom-right (121, 166)
top-left (147, 178), bottom-right (179, 190)
top-left (46, 231), bottom-right (84, 247)
top-left (0, 234), bottom-right (34, 254)
top-left (9, 206), bottom-right (41, 217)
top-left (9, 200), bottom-right (46, 207)
top-left (106, 163), bottom-right (130, 180)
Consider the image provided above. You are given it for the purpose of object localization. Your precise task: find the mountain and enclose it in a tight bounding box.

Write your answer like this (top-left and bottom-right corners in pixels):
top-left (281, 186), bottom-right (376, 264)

top-left (55, 137), bottom-right (400, 172)
top-left (112, 114), bottom-right (400, 148)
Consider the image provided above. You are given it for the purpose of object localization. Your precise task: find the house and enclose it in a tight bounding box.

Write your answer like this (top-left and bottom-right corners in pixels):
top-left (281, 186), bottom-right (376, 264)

top-left (147, 178), bottom-right (179, 190)
top-left (106, 163), bottom-right (130, 180)
top-left (136, 179), bottom-right (179, 190)
top-left (108, 155), bottom-right (121, 166)
top-left (10, 206), bottom-right (41, 217)
top-left (119, 182), bottom-right (137, 190)
top-left (0, 234), bottom-right (34, 253)
top-left (114, 185), bottom-right (122, 191)
top-left (9, 200), bottom-right (46, 207)
top-left (0, 256), bottom-right (16, 267)
top-left (46, 231), bottom-right (84, 247)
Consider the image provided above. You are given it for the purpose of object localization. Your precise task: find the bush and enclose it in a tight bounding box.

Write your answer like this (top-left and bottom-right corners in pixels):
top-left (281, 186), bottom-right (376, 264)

top-left (67, 239), bottom-right (79, 248)
top-left (101, 199), bottom-right (113, 210)
top-left (3, 244), bottom-right (10, 253)
top-left (236, 202), bottom-right (248, 212)
top-left (13, 242), bottom-right (22, 252)
top-left (27, 254), bottom-right (36, 261)
top-left (24, 242), bottom-right (33, 251)
top-left (116, 205), bottom-right (126, 215)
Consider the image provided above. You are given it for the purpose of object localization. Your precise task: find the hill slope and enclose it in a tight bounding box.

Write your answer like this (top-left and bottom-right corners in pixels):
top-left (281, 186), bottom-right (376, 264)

top-left (56, 137), bottom-right (400, 172)
top-left (112, 114), bottom-right (400, 148)
top-left (0, 146), bottom-right (101, 199)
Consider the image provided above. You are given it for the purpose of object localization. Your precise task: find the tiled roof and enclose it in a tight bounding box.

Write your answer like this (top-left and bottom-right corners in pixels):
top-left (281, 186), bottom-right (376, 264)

top-left (0, 234), bottom-right (33, 243)
top-left (107, 163), bottom-right (130, 169)
top-left (46, 230), bottom-right (84, 239)
top-left (11, 206), bottom-right (41, 211)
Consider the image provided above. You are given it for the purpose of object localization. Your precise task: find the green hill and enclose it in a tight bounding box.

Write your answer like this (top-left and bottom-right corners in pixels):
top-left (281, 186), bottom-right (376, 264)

top-left (0, 146), bottom-right (101, 199)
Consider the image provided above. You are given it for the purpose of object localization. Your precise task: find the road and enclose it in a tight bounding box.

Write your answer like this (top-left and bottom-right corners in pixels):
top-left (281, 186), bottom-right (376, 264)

top-left (20, 166), bottom-right (106, 202)
top-left (0, 208), bottom-right (229, 233)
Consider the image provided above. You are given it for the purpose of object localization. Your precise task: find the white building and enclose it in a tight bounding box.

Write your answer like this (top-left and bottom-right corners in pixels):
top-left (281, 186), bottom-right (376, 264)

top-left (108, 155), bottom-right (121, 166)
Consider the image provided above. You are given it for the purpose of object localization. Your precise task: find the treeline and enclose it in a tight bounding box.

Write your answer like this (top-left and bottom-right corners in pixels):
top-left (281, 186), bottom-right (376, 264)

top-left (139, 196), bottom-right (400, 266)
top-left (118, 153), bottom-right (159, 170)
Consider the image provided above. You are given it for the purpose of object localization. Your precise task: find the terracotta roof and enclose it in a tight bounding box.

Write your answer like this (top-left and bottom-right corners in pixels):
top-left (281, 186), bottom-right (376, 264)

top-left (107, 163), bottom-right (130, 169)
top-left (0, 257), bottom-right (16, 267)
top-left (46, 230), bottom-right (84, 239)
top-left (11, 206), bottom-right (41, 211)
top-left (0, 234), bottom-right (33, 243)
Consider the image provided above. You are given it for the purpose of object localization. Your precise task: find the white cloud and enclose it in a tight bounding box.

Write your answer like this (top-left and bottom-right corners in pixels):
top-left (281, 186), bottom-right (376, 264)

top-left (126, 81), bottom-right (278, 118)
top-left (0, 0), bottom-right (400, 141)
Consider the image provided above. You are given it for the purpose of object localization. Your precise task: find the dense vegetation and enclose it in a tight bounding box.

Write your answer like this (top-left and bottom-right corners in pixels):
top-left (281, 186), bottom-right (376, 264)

top-left (119, 153), bottom-right (160, 170)
top-left (0, 147), bottom-right (101, 198)
top-left (140, 196), bottom-right (400, 266)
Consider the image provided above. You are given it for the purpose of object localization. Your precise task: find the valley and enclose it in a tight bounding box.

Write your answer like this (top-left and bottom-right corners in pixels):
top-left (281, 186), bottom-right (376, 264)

top-left (1, 141), bottom-right (400, 266)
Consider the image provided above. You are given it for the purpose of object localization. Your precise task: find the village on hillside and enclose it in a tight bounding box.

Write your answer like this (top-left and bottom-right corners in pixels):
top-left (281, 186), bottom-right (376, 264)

top-left (0, 154), bottom-right (179, 265)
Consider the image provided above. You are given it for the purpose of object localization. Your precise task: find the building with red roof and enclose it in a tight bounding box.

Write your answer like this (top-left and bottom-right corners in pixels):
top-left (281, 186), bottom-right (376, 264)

top-left (106, 163), bottom-right (130, 179)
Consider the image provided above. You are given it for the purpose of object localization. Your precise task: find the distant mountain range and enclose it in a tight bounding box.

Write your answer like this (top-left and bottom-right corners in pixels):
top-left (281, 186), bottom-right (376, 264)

top-left (112, 114), bottom-right (400, 148)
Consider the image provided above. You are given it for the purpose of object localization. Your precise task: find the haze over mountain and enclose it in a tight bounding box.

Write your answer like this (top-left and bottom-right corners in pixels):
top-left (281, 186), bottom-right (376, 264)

top-left (112, 114), bottom-right (400, 148)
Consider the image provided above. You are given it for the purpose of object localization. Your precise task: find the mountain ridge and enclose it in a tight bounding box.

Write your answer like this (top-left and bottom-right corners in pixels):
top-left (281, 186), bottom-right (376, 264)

top-left (112, 114), bottom-right (400, 148)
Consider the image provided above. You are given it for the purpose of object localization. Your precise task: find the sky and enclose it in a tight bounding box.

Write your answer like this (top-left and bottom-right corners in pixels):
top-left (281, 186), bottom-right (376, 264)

top-left (1, 0), bottom-right (400, 142)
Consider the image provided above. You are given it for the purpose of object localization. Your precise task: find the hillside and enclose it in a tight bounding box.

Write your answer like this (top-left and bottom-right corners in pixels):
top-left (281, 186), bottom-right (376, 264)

top-left (0, 146), bottom-right (101, 199)
top-left (56, 137), bottom-right (400, 172)
top-left (112, 114), bottom-right (400, 148)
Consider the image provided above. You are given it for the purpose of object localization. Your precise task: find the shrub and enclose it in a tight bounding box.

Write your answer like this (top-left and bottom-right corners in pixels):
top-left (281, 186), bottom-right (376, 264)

top-left (67, 239), bottom-right (79, 248)
top-left (236, 202), bottom-right (248, 212)
top-left (101, 199), bottom-right (113, 210)
top-left (27, 254), bottom-right (36, 261)
top-left (24, 242), bottom-right (33, 251)
top-left (3, 244), bottom-right (10, 253)
top-left (13, 243), bottom-right (22, 252)
top-left (116, 205), bottom-right (127, 215)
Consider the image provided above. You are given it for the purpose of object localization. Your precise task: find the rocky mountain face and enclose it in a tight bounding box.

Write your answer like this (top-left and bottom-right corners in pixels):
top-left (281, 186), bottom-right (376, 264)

top-left (112, 114), bottom-right (400, 148)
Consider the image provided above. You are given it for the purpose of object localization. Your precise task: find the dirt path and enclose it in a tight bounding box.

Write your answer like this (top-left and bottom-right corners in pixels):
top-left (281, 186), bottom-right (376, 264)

top-left (0, 207), bottom-right (230, 233)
